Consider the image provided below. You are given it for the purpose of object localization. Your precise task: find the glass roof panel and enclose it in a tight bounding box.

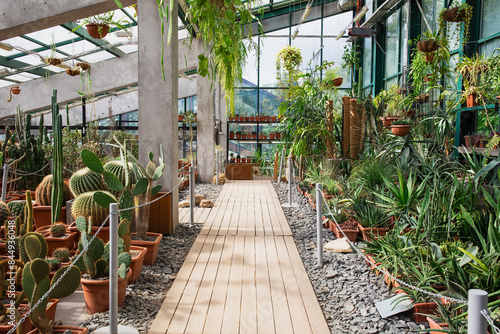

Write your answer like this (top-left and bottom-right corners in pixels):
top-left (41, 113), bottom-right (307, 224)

top-left (79, 50), bottom-right (116, 63)
top-left (4, 73), bottom-right (41, 82)
top-left (24, 26), bottom-right (75, 44)
top-left (117, 45), bottom-right (138, 53)
top-left (45, 65), bottom-right (65, 73)
top-left (0, 37), bottom-right (40, 56)
top-left (323, 12), bottom-right (352, 35)
top-left (36, 50), bottom-right (67, 60)
top-left (15, 54), bottom-right (44, 66)
top-left (56, 40), bottom-right (97, 56)
top-left (0, 80), bottom-right (12, 88)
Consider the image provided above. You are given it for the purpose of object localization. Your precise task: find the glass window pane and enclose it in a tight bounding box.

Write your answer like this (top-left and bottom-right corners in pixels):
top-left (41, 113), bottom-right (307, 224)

top-left (401, 2), bottom-right (409, 68)
top-left (481, 38), bottom-right (500, 57)
top-left (362, 37), bottom-right (372, 88)
top-left (385, 11), bottom-right (399, 78)
top-left (242, 37), bottom-right (258, 87)
top-left (259, 28), bottom-right (289, 87)
top-left (186, 95), bottom-right (197, 113)
top-left (323, 38), bottom-right (351, 88)
top-left (421, 0), bottom-right (444, 32)
top-left (235, 89), bottom-right (258, 116)
top-left (481, 0), bottom-right (500, 39)
top-left (259, 89), bottom-right (281, 116)
top-left (178, 98), bottom-right (185, 115)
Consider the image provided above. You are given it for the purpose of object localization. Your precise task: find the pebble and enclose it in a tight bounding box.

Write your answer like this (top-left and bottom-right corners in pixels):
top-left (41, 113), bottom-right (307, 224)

top-left (273, 182), bottom-right (420, 333)
top-left (78, 183), bottom-right (222, 334)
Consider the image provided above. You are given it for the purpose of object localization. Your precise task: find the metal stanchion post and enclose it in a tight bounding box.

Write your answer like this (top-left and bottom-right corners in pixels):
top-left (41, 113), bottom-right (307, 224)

top-left (190, 166), bottom-right (195, 226)
top-left (95, 204), bottom-right (138, 334)
top-left (216, 151), bottom-right (219, 185)
top-left (316, 183), bottom-right (323, 266)
top-left (1, 164), bottom-right (8, 203)
top-left (278, 148), bottom-right (284, 184)
top-left (282, 156), bottom-right (299, 208)
top-left (468, 289), bottom-right (488, 334)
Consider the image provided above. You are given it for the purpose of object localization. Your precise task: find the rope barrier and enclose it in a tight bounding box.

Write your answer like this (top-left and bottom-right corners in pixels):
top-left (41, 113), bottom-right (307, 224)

top-left (8, 162), bottom-right (51, 176)
top-left (318, 191), bottom-right (469, 305)
top-left (117, 180), bottom-right (183, 213)
top-left (481, 309), bottom-right (500, 334)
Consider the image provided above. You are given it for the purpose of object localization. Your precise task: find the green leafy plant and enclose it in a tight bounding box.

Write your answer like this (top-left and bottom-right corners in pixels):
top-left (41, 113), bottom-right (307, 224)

top-left (439, 1), bottom-right (473, 46)
top-left (73, 11), bottom-right (131, 38)
top-left (352, 198), bottom-right (388, 228)
top-left (276, 45), bottom-right (302, 100)
top-left (391, 118), bottom-right (412, 126)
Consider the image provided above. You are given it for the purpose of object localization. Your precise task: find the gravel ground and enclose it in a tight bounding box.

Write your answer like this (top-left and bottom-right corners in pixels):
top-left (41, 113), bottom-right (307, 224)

top-left (273, 182), bottom-right (427, 334)
top-left (80, 183), bottom-right (222, 333)
top-left (179, 182), bottom-right (221, 203)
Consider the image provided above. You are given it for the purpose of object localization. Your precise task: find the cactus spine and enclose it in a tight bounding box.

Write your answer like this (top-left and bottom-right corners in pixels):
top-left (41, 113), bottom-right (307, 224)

top-left (52, 247), bottom-right (70, 263)
top-left (49, 222), bottom-right (67, 237)
top-left (51, 90), bottom-right (64, 225)
top-left (71, 191), bottom-right (117, 225)
top-left (0, 201), bottom-right (10, 225)
top-left (35, 174), bottom-right (71, 206)
top-left (7, 200), bottom-right (24, 220)
top-left (69, 168), bottom-right (104, 197)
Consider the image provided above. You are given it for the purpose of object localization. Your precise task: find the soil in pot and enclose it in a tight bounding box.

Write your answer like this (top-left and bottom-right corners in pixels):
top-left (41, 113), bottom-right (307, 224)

top-left (382, 117), bottom-right (401, 127)
top-left (131, 232), bottom-right (163, 265)
top-left (128, 246), bottom-right (147, 284)
top-left (80, 270), bottom-right (131, 314)
top-left (331, 219), bottom-right (359, 242)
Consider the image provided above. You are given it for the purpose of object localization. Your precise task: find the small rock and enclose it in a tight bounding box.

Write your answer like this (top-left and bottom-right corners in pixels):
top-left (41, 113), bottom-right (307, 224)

top-left (200, 199), bottom-right (213, 208)
top-left (178, 200), bottom-right (190, 208)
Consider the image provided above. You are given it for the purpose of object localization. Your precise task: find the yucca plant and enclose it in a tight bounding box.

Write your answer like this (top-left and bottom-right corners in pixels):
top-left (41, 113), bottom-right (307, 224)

top-left (352, 198), bottom-right (388, 228)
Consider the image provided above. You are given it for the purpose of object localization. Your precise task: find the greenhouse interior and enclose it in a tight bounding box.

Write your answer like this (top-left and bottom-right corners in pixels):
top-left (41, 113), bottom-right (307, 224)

top-left (0, 0), bottom-right (499, 333)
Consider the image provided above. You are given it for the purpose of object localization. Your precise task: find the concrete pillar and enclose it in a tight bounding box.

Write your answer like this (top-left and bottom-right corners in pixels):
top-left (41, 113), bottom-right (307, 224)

top-left (138, 0), bottom-right (178, 227)
top-left (196, 73), bottom-right (215, 182)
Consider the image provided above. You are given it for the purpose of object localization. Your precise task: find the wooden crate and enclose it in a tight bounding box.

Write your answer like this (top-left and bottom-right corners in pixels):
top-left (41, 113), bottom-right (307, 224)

top-left (225, 163), bottom-right (255, 180)
top-left (148, 192), bottom-right (173, 234)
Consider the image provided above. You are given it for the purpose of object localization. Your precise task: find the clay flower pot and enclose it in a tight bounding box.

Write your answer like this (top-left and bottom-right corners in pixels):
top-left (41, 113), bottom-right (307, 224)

top-left (269, 133), bottom-right (276, 140)
top-left (10, 86), bottom-right (20, 95)
top-left (330, 219), bottom-right (359, 242)
top-left (85, 23), bottom-right (110, 39)
top-left (0, 299), bottom-right (59, 334)
top-left (358, 224), bottom-right (390, 242)
top-left (68, 222), bottom-right (110, 243)
top-left (80, 270), bottom-right (132, 314)
top-left (128, 246), bottom-right (147, 284)
top-left (36, 225), bottom-right (77, 255)
top-left (466, 93), bottom-right (479, 107)
top-left (411, 302), bottom-right (439, 323)
top-left (427, 317), bottom-right (448, 333)
top-left (130, 232), bottom-right (163, 265)
top-left (27, 325), bottom-right (88, 334)
top-left (382, 117), bottom-right (401, 127)
top-left (333, 77), bottom-right (343, 87)
top-left (391, 125), bottom-right (411, 137)
top-left (270, 116), bottom-right (277, 122)
top-left (33, 206), bottom-right (67, 228)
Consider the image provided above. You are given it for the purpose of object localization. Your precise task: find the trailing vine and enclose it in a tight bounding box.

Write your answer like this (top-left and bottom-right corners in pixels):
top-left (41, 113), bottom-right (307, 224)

top-left (275, 45), bottom-right (303, 101)
top-left (438, 1), bottom-right (473, 47)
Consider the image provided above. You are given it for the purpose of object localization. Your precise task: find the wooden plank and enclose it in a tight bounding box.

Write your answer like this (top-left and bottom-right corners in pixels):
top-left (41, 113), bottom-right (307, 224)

top-left (254, 236), bottom-right (275, 333)
top-left (239, 236), bottom-right (257, 333)
top-left (283, 236), bottom-right (330, 334)
top-left (220, 235), bottom-right (245, 333)
top-left (254, 194), bottom-right (265, 236)
top-left (183, 235), bottom-right (225, 333)
top-left (148, 234), bottom-right (209, 334)
top-left (261, 196), bottom-right (274, 236)
top-left (202, 236), bottom-right (236, 334)
top-left (274, 236), bottom-right (313, 333)
top-left (165, 235), bottom-right (217, 334)
top-left (264, 236), bottom-right (294, 333)
top-left (197, 207), bottom-right (211, 225)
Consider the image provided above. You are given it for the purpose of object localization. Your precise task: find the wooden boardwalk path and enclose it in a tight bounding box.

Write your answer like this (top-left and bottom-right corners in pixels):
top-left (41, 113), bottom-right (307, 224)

top-left (150, 180), bottom-right (329, 334)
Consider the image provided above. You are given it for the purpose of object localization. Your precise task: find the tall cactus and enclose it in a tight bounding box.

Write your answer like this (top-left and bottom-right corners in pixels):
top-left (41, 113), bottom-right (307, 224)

top-left (20, 232), bottom-right (80, 333)
top-left (51, 90), bottom-right (64, 224)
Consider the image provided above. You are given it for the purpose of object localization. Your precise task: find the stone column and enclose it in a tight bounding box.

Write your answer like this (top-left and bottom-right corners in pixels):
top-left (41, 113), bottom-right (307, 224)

top-left (196, 72), bottom-right (215, 182)
top-left (138, 0), bottom-right (178, 228)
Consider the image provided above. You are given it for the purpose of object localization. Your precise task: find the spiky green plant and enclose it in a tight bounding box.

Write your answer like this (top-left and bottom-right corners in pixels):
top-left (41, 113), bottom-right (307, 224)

top-left (34, 175), bottom-right (71, 207)
top-left (0, 201), bottom-right (10, 226)
top-left (49, 223), bottom-right (66, 238)
top-left (52, 248), bottom-right (70, 263)
top-left (7, 200), bottom-right (25, 221)
top-left (69, 167), bottom-right (105, 197)
top-left (71, 191), bottom-right (117, 225)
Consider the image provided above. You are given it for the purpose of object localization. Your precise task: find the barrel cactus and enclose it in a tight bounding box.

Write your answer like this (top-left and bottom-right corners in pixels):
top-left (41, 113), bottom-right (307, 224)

top-left (52, 247), bottom-right (70, 263)
top-left (35, 174), bottom-right (72, 206)
top-left (7, 200), bottom-right (25, 220)
top-left (69, 167), bottom-right (105, 197)
top-left (104, 160), bottom-right (136, 190)
top-left (0, 201), bottom-right (10, 225)
top-left (71, 191), bottom-right (117, 225)
top-left (49, 222), bottom-right (67, 237)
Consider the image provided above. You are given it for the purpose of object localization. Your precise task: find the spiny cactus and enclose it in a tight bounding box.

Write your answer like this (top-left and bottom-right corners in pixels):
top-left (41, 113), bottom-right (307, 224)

top-left (0, 201), bottom-right (10, 225)
top-left (7, 200), bottom-right (25, 220)
top-left (74, 216), bottom-right (131, 279)
top-left (51, 99), bottom-right (64, 225)
top-left (52, 247), bottom-right (70, 263)
top-left (46, 257), bottom-right (61, 271)
top-left (21, 230), bottom-right (80, 334)
top-left (49, 223), bottom-right (66, 237)
top-left (104, 160), bottom-right (137, 192)
top-left (71, 191), bottom-right (117, 226)
top-left (34, 174), bottom-right (71, 206)
top-left (23, 190), bottom-right (34, 234)
top-left (69, 167), bottom-right (105, 197)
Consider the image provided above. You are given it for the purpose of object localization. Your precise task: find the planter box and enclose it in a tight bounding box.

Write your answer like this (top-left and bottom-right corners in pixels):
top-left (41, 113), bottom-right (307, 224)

top-left (225, 163), bottom-right (254, 180)
top-left (131, 232), bottom-right (163, 265)
top-left (427, 317), bottom-right (449, 333)
top-left (330, 221), bottom-right (359, 242)
top-left (358, 224), bottom-right (390, 242)
top-left (33, 206), bottom-right (67, 228)
top-left (412, 302), bottom-right (439, 323)
top-left (128, 246), bottom-right (148, 284)
top-left (149, 192), bottom-right (173, 235)
top-left (81, 270), bottom-right (131, 314)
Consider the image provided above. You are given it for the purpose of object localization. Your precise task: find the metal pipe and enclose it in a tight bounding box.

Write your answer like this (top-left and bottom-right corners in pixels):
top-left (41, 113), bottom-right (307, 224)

top-left (316, 183), bottom-right (323, 266)
top-left (1, 164), bottom-right (8, 202)
top-left (468, 289), bottom-right (488, 334)
top-left (288, 155), bottom-right (292, 205)
top-left (216, 151), bottom-right (219, 185)
top-left (109, 203), bottom-right (119, 334)
top-left (278, 148), bottom-right (284, 184)
top-left (189, 166), bottom-right (195, 226)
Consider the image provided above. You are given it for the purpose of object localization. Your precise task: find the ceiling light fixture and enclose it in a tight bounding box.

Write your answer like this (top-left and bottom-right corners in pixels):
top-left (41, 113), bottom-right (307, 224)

top-left (292, 1), bottom-right (314, 40)
top-left (115, 30), bottom-right (132, 38)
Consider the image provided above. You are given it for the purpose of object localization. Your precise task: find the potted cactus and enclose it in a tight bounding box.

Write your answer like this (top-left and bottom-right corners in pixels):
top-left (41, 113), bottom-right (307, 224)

top-left (73, 216), bottom-right (132, 314)
top-left (33, 175), bottom-right (72, 227)
top-left (18, 231), bottom-right (82, 334)
top-left (35, 222), bottom-right (77, 255)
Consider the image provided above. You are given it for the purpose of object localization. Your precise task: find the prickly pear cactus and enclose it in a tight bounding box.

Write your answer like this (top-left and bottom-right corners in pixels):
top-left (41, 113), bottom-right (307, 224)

top-left (0, 201), bottom-right (10, 225)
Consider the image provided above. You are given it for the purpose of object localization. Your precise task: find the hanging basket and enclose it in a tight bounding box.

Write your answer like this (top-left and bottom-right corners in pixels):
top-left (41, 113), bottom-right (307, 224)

top-left (333, 77), bottom-right (343, 87)
top-left (417, 40), bottom-right (439, 53)
top-left (46, 58), bottom-right (62, 66)
top-left (11, 86), bottom-right (20, 95)
top-left (391, 125), bottom-right (411, 137)
top-left (85, 24), bottom-right (110, 39)
top-left (66, 68), bottom-right (81, 76)
top-left (441, 7), bottom-right (467, 22)
top-left (76, 62), bottom-right (91, 71)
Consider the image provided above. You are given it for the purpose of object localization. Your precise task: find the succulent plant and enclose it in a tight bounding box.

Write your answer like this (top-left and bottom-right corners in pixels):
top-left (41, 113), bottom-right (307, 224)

top-left (52, 247), bottom-right (71, 263)
top-left (4, 191), bottom-right (34, 257)
top-left (49, 223), bottom-right (67, 237)
top-left (69, 167), bottom-right (105, 197)
top-left (0, 201), bottom-right (10, 225)
top-left (20, 232), bottom-right (80, 333)
top-left (73, 216), bottom-right (131, 279)
top-left (71, 191), bottom-right (117, 225)
top-left (7, 200), bottom-right (25, 220)
top-left (45, 257), bottom-right (61, 271)
top-left (34, 174), bottom-right (72, 207)
top-left (104, 160), bottom-right (137, 192)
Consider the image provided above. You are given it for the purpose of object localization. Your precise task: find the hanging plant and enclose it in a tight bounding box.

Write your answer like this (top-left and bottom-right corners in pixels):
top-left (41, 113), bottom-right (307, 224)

top-left (73, 11), bottom-right (131, 39)
top-left (438, 1), bottom-right (473, 46)
top-left (76, 62), bottom-right (91, 71)
top-left (186, 0), bottom-right (261, 117)
top-left (276, 45), bottom-right (303, 101)
top-left (6, 85), bottom-right (20, 102)
top-left (66, 68), bottom-right (81, 76)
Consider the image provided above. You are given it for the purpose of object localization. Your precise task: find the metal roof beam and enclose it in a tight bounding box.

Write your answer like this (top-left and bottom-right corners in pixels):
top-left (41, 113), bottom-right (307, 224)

top-left (60, 23), bottom-right (126, 58)
top-left (0, 55), bottom-right (56, 77)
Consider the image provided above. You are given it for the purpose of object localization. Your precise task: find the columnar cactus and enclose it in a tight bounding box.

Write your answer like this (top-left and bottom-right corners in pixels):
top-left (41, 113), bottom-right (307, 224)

top-left (69, 168), bottom-right (105, 197)
top-left (49, 223), bottom-right (66, 237)
top-left (0, 201), bottom-right (10, 225)
top-left (34, 175), bottom-right (71, 206)
top-left (74, 216), bottom-right (131, 279)
top-left (51, 90), bottom-right (65, 225)
top-left (71, 191), bottom-right (117, 226)
top-left (20, 232), bottom-right (80, 333)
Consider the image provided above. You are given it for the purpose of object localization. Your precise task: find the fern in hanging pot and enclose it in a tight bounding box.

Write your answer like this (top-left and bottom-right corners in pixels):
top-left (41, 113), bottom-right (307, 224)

top-left (439, 1), bottom-right (473, 46)
top-left (275, 45), bottom-right (303, 100)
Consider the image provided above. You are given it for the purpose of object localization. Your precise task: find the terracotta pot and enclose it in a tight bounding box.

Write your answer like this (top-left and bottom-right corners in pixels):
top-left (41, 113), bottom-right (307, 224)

top-left (229, 133), bottom-right (235, 139)
top-left (427, 317), bottom-right (448, 334)
top-left (269, 133), bottom-right (276, 140)
top-left (467, 93), bottom-right (479, 107)
top-left (391, 125), bottom-right (411, 137)
top-left (27, 325), bottom-right (87, 334)
top-left (0, 299), bottom-right (58, 334)
top-left (464, 135), bottom-right (472, 148)
top-left (251, 134), bottom-right (257, 139)
top-left (235, 134), bottom-right (241, 139)
top-left (10, 87), bottom-right (21, 95)
top-left (412, 302), bottom-right (439, 323)
top-left (85, 23), bottom-right (110, 39)
top-left (249, 116), bottom-right (256, 122)
top-left (358, 224), bottom-right (390, 242)
top-left (259, 134), bottom-right (266, 139)
top-left (130, 232), bottom-right (163, 265)
top-left (271, 116), bottom-right (277, 122)
top-left (80, 269), bottom-right (131, 314)
top-left (33, 206), bottom-right (67, 228)
top-left (382, 117), bottom-right (401, 127)
top-left (178, 115), bottom-right (184, 122)
top-left (68, 222), bottom-right (110, 243)
top-left (4, 195), bottom-right (21, 203)
top-left (36, 225), bottom-right (77, 255)
top-left (244, 117), bottom-right (250, 122)
top-left (228, 117), bottom-right (234, 122)
top-left (236, 158), bottom-right (241, 163)
top-left (128, 246), bottom-right (147, 284)
top-left (364, 254), bottom-right (382, 274)
top-left (331, 222), bottom-right (359, 242)
top-left (333, 77), bottom-right (343, 87)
